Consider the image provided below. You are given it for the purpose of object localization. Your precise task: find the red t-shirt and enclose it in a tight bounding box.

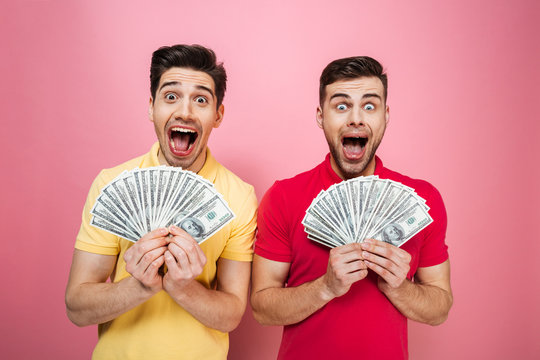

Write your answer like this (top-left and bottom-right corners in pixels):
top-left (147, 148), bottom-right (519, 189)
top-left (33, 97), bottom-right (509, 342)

top-left (255, 155), bottom-right (448, 360)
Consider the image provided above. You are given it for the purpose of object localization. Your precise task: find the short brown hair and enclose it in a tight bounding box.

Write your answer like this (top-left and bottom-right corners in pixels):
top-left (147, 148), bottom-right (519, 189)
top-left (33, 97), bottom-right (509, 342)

top-left (319, 56), bottom-right (387, 105)
top-left (150, 44), bottom-right (227, 108)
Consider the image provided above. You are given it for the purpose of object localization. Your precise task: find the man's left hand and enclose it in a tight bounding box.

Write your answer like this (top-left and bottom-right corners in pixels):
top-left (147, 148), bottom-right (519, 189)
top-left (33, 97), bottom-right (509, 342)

top-left (162, 225), bottom-right (207, 296)
top-left (360, 238), bottom-right (412, 294)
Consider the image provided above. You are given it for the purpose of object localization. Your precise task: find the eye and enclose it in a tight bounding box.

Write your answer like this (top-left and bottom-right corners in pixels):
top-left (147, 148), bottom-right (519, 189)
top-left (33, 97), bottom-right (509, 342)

top-left (195, 96), bottom-right (208, 104)
top-left (337, 104), bottom-right (348, 111)
top-left (364, 103), bottom-right (375, 111)
top-left (165, 93), bottom-right (177, 101)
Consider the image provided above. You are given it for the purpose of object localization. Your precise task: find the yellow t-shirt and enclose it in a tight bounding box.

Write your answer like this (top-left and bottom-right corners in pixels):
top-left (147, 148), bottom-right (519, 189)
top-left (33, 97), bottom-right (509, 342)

top-left (75, 142), bottom-right (258, 360)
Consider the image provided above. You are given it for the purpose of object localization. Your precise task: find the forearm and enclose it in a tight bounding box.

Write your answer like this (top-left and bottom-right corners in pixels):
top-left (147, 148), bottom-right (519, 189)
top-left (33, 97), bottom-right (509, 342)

top-left (382, 279), bottom-right (453, 325)
top-left (65, 276), bottom-right (155, 327)
top-left (166, 280), bottom-right (246, 333)
top-left (251, 276), bottom-right (333, 326)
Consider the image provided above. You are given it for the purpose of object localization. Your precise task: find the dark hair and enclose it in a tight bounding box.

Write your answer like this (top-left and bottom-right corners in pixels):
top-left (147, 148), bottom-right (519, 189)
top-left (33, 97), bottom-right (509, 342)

top-left (150, 44), bottom-right (227, 107)
top-left (319, 56), bottom-right (387, 106)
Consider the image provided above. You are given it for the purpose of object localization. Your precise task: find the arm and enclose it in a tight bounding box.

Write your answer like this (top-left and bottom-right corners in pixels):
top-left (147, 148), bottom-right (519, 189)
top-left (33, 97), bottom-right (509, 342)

top-left (65, 228), bottom-right (169, 326)
top-left (162, 226), bottom-right (251, 333)
top-left (251, 244), bottom-right (368, 326)
top-left (361, 239), bottom-right (453, 325)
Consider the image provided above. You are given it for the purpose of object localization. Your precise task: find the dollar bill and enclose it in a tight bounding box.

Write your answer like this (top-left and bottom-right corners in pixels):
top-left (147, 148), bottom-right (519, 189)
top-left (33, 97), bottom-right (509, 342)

top-left (302, 176), bottom-right (431, 248)
top-left (90, 167), bottom-right (235, 243)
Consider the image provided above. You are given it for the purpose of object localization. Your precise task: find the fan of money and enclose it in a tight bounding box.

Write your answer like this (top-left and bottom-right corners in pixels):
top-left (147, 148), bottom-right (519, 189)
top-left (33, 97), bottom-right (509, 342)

top-left (302, 176), bottom-right (432, 248)
top-left (90, 166), bottom-right (235, 243)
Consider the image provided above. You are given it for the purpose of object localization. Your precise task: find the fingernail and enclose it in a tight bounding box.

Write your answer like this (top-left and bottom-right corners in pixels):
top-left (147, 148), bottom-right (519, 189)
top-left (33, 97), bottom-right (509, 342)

top-left (362, 251), bottom-right (369, 258)
top-left (159, 227), bottom-right (168, 234)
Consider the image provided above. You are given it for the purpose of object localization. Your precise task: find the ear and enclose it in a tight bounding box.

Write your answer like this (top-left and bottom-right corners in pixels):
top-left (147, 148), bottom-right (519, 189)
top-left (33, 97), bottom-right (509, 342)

top-left (385, 104), bottom-right (390, 125)
top-left (316, 106), bottom-right (323, 129)
top-left (148, 97), bottom-right (154, 122)
top-left (214, 104), bottom-right (225, 128)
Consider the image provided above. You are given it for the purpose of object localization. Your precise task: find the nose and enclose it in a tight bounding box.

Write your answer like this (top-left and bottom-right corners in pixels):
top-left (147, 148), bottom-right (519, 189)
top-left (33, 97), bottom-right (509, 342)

top-left (347, 107), bottom-right (365, 127)
top-left (173, 99), bottom-right (194, 121)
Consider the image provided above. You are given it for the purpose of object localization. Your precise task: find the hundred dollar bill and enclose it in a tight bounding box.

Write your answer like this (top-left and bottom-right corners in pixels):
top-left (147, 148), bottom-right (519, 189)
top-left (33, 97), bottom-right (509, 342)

top-left (173, 194), bottom-right (235, 243)
top-left (90, 214), bottom-right (140, 242)
top-left (371, 202), bottom-right (433, 247)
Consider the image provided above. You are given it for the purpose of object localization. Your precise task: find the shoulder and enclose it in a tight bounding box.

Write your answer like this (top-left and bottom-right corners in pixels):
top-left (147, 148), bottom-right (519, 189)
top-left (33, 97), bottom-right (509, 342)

top-left (212, 162), bottom-right (258, 218)
top-left (213, 161), bottom-right (255, 197)
top-left (379, 164), bottom-right (443, 205)
top-left (97, 154), bottom-right (147, 183)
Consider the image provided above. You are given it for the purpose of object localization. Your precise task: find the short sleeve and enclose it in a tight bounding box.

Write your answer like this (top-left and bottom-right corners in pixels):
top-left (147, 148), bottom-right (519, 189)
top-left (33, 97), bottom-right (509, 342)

top-left (75, 170), bottom-right (121, 255)
top-left (418, 184), bottom-right (449, 267)
top-left (254, 181), bottom-right (293, 262)
top-left (220, 185), bottom-right (258, 262)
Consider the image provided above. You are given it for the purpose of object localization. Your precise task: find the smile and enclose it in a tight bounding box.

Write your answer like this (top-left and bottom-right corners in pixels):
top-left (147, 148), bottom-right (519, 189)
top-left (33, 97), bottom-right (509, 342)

top-left (168, 126), bottom-right (198, 156)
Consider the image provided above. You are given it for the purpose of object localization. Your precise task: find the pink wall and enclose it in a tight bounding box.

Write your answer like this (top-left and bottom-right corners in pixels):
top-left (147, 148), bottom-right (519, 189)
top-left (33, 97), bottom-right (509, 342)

top-left (2, 0), bottom-right (539, 358)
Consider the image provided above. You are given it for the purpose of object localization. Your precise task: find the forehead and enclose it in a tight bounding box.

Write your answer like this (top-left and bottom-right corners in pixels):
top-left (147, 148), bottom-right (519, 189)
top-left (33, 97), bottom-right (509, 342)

top-left (158, 67), bottom-right (215, 93)
top-left (324, 76), bottom-right (384, 101)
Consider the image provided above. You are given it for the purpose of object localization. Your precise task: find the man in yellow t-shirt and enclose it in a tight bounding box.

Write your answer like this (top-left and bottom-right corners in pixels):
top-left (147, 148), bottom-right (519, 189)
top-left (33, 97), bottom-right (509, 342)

top-left (65, 44), bottom-right (257, 360)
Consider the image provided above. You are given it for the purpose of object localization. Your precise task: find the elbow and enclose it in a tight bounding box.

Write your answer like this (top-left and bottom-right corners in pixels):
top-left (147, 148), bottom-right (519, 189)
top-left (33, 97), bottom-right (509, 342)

top-left (250, 296), bottom-right (274, 326)
top-left (66, 309), bottom-right (88, 327)
top-left (427, 312), bottom-right (449, 326)
top-left (65, 293), bottom-right (91, 327)
top-left (428, 294), bottom-right (453, 326)
top-left (251, 309), bottom-right (273, 326)
top-left (216, 314), bottom-right (243, 333)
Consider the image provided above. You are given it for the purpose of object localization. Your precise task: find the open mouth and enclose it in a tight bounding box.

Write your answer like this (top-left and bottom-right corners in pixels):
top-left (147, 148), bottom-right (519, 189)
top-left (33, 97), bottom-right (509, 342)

top-left (168, 127), bottom-right (198, 155)
top-left (342, 136), bottom-right (367, 159)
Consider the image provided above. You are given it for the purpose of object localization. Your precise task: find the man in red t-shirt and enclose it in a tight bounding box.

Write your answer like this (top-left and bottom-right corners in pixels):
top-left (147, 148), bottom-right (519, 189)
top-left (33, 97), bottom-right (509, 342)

top-left (251, 56), bottom-right (453, 359)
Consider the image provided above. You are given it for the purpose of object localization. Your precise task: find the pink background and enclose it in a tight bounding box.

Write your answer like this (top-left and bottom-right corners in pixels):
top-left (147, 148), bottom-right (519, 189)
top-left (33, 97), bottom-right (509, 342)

top-left (1, 0), bottom-right (539, 358)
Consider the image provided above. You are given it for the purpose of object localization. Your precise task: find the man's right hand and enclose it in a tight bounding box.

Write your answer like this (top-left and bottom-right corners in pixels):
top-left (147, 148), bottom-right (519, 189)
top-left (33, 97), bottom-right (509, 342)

top-left (124, 227), bottom-right (170, 294)
top-left (321, 243), bottom-right (368, 300)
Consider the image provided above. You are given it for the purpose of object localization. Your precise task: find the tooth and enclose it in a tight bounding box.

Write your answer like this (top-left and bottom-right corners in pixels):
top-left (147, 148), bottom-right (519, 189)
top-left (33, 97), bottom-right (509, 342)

top-left (171, 128), bottom-right (195, 133)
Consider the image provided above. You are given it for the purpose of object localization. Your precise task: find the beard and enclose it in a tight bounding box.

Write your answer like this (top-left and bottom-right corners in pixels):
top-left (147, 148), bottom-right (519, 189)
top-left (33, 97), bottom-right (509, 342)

top-left (327, 134), bottom-right (384, 180)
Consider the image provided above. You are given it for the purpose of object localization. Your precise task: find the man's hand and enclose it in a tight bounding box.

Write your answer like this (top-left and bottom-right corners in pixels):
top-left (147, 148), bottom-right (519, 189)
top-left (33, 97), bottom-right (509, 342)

top-left (162, 225), bottom-right (207, 296)
top-left (124, 227), bottom-right (169, 294)
top-left (360, 238), bottom-right (412, 294)
top-left (322, 243), bottom-right (368, 300)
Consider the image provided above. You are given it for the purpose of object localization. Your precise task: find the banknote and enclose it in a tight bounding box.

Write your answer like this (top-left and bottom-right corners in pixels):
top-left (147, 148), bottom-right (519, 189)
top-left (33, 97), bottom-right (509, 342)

top-left (90, 166), bottom-right (235, 244)
top-left (303, 177), bottom-right (432, 248)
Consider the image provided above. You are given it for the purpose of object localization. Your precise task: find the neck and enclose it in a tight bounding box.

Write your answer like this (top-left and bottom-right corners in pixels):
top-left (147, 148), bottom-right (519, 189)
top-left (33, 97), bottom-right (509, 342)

top-left (330, 155), bottom-right (376, 180)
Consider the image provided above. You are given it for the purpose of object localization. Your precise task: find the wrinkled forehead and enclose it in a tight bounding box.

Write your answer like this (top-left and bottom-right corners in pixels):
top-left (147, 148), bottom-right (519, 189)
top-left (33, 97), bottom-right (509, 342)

top-left (158, 67), bottom-right (216, 94)
top-left (324, 76), bottom-right (384, 99)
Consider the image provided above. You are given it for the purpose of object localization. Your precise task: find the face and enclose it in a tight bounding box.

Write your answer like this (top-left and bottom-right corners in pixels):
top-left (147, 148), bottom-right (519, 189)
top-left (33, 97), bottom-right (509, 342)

top-left (384, 225), bottom-right (401, 242)
top-left (182, 219), bottom-right (202, 237)
top-left (149, 67), bottom-right (224, 172)
top-left (317, 76), bottom-right (389, 179)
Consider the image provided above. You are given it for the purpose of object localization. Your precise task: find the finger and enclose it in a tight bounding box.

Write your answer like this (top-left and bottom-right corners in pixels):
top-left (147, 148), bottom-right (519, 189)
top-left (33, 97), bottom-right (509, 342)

top-left (361, 239), bottom-right (411, 264)
top-left (140, 227), bottom-right (170, 242)
top-left (164, 250), bottom-right (190, 280)
top-left (339, 260), bottom-right (367, 274)
top-left (168, 224), bottom-right (190, 238)
top-left (125, 235), bottom-right (169, 263)
top-left (362, 250), bottom-right (405, 278)
top-left (167, 243), bottom-right (191, 270)
top-left (137, 246), bottom-right (168, 268)
top-left (143, 254), bottom-right (165, 278)
top-left (330, 249), bottom-right (364, 265)
top-left (126, 246), bottom-right (167, 278)
top-left (170, 235), bottom-right (205, 267)
top-left (331, 243), bottom-right (363, 255)
top-left (364, 259), bottom-right (400, 285)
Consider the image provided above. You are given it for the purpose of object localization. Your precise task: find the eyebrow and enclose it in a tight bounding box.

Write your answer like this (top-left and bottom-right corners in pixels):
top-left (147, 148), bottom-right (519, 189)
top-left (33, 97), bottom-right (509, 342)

top-left (159, 81), bottom-right (215, 98)
top-left (329, 92), bottom-right (382, 101)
